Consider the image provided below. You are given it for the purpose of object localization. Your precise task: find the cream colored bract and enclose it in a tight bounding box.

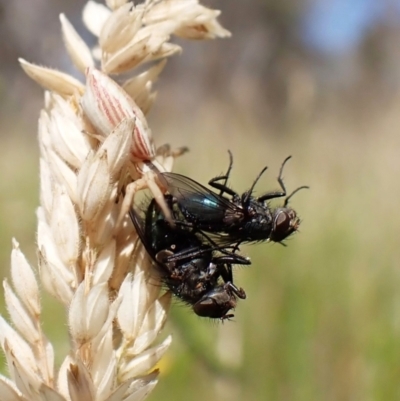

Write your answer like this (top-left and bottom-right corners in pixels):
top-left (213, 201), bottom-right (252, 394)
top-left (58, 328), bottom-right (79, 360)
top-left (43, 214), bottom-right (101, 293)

top-left (0, 1), bottom-right (229, 400)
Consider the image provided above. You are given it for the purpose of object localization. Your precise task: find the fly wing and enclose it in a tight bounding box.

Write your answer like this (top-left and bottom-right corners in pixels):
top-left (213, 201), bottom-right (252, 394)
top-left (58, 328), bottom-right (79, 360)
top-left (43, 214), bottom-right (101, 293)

top-left (162, 172), bottom-right (239, 223)
top-left (129, 199), bottom-right (158, 264)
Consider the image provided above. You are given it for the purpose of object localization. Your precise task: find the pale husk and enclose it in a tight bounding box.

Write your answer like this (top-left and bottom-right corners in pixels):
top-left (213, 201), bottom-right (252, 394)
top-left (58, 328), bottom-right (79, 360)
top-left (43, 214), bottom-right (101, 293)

top-left (0, 1), bottom-right (230, 400)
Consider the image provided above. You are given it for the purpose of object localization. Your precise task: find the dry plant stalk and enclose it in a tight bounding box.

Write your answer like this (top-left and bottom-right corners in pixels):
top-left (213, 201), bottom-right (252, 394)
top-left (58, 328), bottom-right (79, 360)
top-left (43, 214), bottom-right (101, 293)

top-left (0, 1), bottom-right (230, 400)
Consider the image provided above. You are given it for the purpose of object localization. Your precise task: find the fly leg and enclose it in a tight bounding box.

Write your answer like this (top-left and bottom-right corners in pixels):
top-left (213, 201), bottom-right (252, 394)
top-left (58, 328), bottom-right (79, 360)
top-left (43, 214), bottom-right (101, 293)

top-left (224, 280), bottom-right (247, 299)
top-left (163, 242), bottom-right (250, 265)
top-left (256, 156), bottom-right (292, 203)
top-left (208, 150), bottom-right (239, 197)
top-left (163, 246), bottom-right (213, 263)
top-left (257, 156), bottom-right (309, 205)
top-left (218, 281), bottom-right (247, 320)
top-left (216, 264), bottom-right (247, 299)
top-left (283, 185), bottom-right (309, 207)
top-left (241, 165), bottom-right (269, 205)
top-left (212, 253), bottom-right (251, 266)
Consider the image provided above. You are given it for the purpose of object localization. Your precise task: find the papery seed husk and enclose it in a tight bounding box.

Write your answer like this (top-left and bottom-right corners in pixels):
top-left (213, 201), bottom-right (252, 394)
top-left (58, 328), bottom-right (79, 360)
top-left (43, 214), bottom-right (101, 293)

top-left (67, 359), bottom-right (96, 401)
top-left (117, 273), bottom-right (139, 339)
top-left (0, 318), bottom-right (38, 381)
top-left (77, 149), bottom-right (112, 221)
top-left (109, 235), bottom-right (135, 292)
top-left (11, 239), bottom-right (40, 317)
top-left (38, 110), bottom-right (53, 162)
top-left (132, 292), bottom-right (171, 354)
top-left (19, 59), bottom-right (84, 96)
top-left (143, 41), bottom-right (182, 64)
top-left (128, 370), bottom-right (159, 393)
top-left (100, 3), bottom-right (143, 53)
top-left (142, 0), bottom-right (199, 23)
top-left (101, 26), bottom-right (179, 75)
top-left (175, 20), bottom-right (231, 40)
top-left (100, 117), bottom-right (133, 178)
top-left (69, 282), bottom-right (110, 344)
top-left (92, 295), bottom-right (122, 351)
top-left (57, 355), bottom-right (74, 401)
top-left (38, 383), bottom-right (67, 401)
top-left (143, 0), bottom-right (231, 40)
top-left (85, 283), bottom-right (110, 341)
top-left (98, 365), bottom-right (117, 399)
top-left (38, 249), bottom-right (75, 305)
top-left (47, 151), bottom-right (79, 205)
top-left (49, 106), bottom-right (91, 169)
top-left (37, 208), bottom-right (72, 283)
top-left (50, 184), bottom-right (80, 267)
top-left (123, 60), bottom-right (166, 97)
top-left (3, 281), bottom-right (40, 345)
top-left (4, 348), bottom-right (37, 399)
top-left (103, 378), bottom-right (134, 401)
top-left (92, 240), bottom-right (116, 286)
top-left (101, 36), bottom-right (149, 74)
top-left (123, 379), bottom-right (157, 401)
top-left (117, 271), bottom-right (154, 340)
top-left (134, 88), bottom-right (156, 116)
top-left (39, 158), bottom-right (54, 218)
top-left (68, 283), bottom-right (89, 344)
top-left (60, 14), bottom-right (95, 73)
top-left (92, 45), bottom-right (102, 61)
top-left (38, 336), bottom-right (55, 386)
top-left (92, 188), bottom-right (119, 246)
top-left (82, 1), bottom-right (111, 37)
top-left (135, 20), bottom-right (179, 41)
top-left (94, 353), bottom-right (116, 398)
top-left (106, 0), bottom-right (129, 11)
top-left (119, 336), bottom-right (171, 381)
top-left (92, 329), bottom-right (115, 387)
top-left (132, 329), bottom-right (161, 357)
top-left (0, 375), bottom-right (29, 400)
top-left (50, 92), bottom-right (83, 126)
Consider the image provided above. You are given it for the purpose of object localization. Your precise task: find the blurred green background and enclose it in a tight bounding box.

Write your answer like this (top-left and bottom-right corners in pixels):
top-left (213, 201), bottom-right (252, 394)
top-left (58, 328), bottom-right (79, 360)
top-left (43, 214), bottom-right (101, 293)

top-left (1, 0), bottom-right (400, 400)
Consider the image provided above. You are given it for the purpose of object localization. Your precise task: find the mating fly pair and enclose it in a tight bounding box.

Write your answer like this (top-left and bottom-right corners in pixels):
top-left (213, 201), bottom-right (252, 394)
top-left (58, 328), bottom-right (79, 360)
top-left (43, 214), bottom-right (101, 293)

top-left (130, 153), bottom-right (307, 320)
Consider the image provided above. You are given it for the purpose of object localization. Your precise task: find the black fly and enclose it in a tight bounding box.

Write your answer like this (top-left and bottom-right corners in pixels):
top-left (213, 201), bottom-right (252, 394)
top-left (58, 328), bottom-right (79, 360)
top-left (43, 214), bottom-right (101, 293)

top-left (159, 153), bottom-right (308, 247)
top-left (129, 197), bottom-right (249, 320)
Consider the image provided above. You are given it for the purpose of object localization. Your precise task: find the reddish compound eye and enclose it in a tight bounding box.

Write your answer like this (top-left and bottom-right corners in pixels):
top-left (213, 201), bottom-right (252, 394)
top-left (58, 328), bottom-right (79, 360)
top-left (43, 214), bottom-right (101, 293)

top-left (193, 288), bottom-right (236, 319)
top-left (270, 209), bottom-right (299, 242)
top-left (193, 283), bottom-right (246, 320)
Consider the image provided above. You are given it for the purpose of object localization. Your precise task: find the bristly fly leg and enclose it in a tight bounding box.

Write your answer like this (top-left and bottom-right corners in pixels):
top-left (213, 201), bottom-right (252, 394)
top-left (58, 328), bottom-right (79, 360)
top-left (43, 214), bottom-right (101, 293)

top-left (256, 156), bottom-right (293, 203)
top-left (208, 150), bottom-right (238, 197)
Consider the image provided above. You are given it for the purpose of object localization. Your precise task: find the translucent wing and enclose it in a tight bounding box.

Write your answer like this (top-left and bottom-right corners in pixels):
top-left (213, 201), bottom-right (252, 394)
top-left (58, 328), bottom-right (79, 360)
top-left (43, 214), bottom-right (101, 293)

top-left (162, 172), bottom-right (242, 225)
top-left (128, 200), bottom-right (157, 263)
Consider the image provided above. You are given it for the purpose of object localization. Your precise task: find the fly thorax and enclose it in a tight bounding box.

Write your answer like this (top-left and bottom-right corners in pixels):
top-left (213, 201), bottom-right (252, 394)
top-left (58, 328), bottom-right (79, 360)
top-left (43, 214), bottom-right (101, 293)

top-left (242, 203), bottom-right (273, 240)
top-left (222, 207), bottom-right (244, 228)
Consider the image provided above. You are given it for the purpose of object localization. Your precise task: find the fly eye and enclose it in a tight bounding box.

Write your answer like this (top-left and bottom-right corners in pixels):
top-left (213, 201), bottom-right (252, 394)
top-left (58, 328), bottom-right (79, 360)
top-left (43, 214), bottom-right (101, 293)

top-left (276, 212), bottom-right (291, 230)
top-left (271, 209), bottom-right (297, 242)
top-left (193, 298), bottom-right (227, 318)
top-left (193, 289), bottom-right (236, 319)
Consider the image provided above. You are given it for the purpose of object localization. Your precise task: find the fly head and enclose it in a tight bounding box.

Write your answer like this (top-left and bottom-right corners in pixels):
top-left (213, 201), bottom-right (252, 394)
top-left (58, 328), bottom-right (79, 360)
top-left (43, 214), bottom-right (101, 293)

top-left (192, 282), bottom-right (246, 320)
top-left (192, 286), bottom-right (237, 319)
top-left (269, 208), bottom-right (300, 243)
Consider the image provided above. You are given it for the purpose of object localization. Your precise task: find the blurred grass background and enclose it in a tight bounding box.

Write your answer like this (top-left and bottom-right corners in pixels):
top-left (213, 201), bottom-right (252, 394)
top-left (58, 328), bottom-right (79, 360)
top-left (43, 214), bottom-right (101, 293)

top-left (1, 0), bottom-right (400, 400)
